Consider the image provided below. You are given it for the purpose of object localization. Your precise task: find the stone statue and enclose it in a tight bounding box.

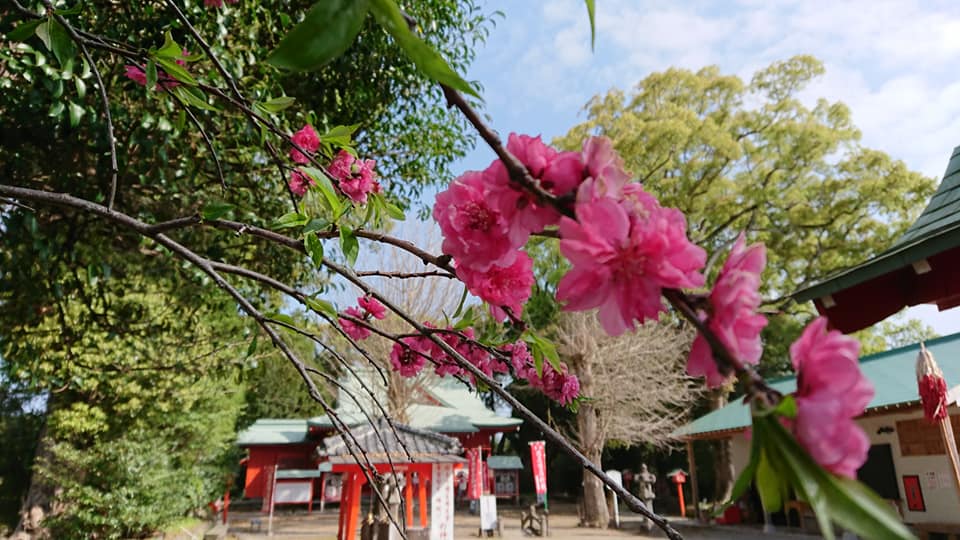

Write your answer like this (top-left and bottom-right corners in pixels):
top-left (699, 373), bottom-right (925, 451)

top-left (638, 464), bottom-right (657, 531)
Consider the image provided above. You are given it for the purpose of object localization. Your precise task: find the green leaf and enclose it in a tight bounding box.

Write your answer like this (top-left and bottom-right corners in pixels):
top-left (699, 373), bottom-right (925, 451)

top-left (301, 167), bottom-right (342, 215)
top-left (245, 334), bottom-right (258, 359)
top-left (74, 77), bottom-right (86, 98)
top-left (451, 284), bottom-right (468, 318)
top-left (145, 60), bottom-right (158, 90)
top-left (155, 31), bottom-right (182, 59)
top-left (201, 202), bottom-right (235, 221)
top-left (755, 449), bottom-right (785, 513)
top-left (171, 86), bottom-right (218, 112)
top-left (584, 0), bottom-right (596, 50)
top-left (56, 3), bottom-right (84, 16)
top-left (305, 297), bottom-right (337, 319)
top-left (48, 101), bottom-right (64, 117)
top-left (339, 226), bottom-right (359, 266)
top-left (266, 0), bottom-right (370, 71)
top-left (383, 200), bottom-right (405, 220)
top-left (49, 19), bottom-right (76, 67)
top-left (7, 19), bottom-right (44, 42)
top-left (303, 218), bottom-right (331, 235)
top-left (773, 394), bottom-right (798, 418)
top-left (272, 211), bottom-right (309, 229)
top-left (304, 232), bottom-right (324, 269)
top-left (320, 123), bottom-right (360, 147)
top-left (264, 312), bottom-right (296, 327)
top-left (368, 0), bottom-right (479, 98)
top-left (35, 21), bottom-right (52, 51)
top-left (67, 101), bottom-right (84, 127)
top-left (155, 57), bottom-right (196, 86)
top-left (259, 96), bottom-right (296, 113)
top-left (757, 415), bottom-right (914, 540)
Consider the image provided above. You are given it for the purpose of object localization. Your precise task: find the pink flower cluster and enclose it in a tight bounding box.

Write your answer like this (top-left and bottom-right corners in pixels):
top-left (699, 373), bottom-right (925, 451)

top-left (290, 125), bottom-right (320, 165)
top-left (434, 135), bottom-right (581, 321)
top-left (687, 234), bottom-right (768, 387)
top-left (435, 134), bottom-right (704, 331)
top-left (338, 295), bottom-right (386, 342)
top-left (387, 334), bottom-right (578, 405)
top-left (328, 150), bottom-right (381, 204)
top-left (558, 139), bottom-right (706, 336)
top-left (790, 317), bottom-right (874, 478)
top-left (125, 51), bottom-right (189, 90)
top-left (503, 341), bottom-right (579, 405)
top-left (388, 325), bottom-right (508, 383)
top-left (204, 0), bottom-right (237, 7)
top-left (287, 127), bottom-right (380, 203)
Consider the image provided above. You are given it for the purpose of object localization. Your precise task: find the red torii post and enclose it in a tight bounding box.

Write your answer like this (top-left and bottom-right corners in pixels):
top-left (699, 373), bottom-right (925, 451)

top-left (335, 462), bottom-right (443, 540)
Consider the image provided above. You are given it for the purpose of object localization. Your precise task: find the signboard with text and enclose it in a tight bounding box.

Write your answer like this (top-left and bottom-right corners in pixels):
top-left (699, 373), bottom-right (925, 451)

top-left (530, 441), bottom-right (547, 496)
top-left (467, 447), bottom-right (483, 500)
top-left (431, 463), bottom-right (455, 540)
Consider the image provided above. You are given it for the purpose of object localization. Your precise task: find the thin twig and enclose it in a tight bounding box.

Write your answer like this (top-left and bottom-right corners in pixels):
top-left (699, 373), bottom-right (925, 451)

top-left (76, 41), bottom-right (119, 209)
top-left (162, 86), bottom-right (226, 189)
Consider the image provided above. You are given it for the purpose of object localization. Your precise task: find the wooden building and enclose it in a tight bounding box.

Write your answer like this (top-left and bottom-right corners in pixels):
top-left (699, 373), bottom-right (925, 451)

top-left (676, 333), bottom-right (960, 530)
top-left (237, 374), bottom-right (521, 501)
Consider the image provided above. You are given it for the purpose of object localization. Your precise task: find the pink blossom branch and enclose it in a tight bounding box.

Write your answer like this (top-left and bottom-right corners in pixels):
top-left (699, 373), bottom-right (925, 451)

top-left (0, 183), bottom-right (408, 534)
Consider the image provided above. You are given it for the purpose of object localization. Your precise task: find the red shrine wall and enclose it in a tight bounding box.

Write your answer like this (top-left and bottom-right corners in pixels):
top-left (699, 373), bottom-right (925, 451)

top-left (243, 443), bottom-right (317, 498)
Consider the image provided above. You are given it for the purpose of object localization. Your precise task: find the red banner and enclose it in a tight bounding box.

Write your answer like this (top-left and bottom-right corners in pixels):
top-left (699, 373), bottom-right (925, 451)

top-left (530, 441), bottom-right (547, 495)
top-left (467, 447), bottom-right (483, 500)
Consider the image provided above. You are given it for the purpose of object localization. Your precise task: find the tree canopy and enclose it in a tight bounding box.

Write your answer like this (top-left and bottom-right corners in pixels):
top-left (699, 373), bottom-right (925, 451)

top-left (555, 55), bottom-right (937, 373)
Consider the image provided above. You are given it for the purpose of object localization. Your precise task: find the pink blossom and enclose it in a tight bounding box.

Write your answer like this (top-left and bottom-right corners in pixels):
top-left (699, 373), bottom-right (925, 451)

top-left (486, 134), bottom-right (583, 245)
top-left (124, 65), bottom-right (180, 90)
top-left (125, 65), bottom-right (149, 86)
top-left (502, 341), bottom-right (579, 405)
top-left (328, 150), bottom-right (381, 204)
top-left (390, 339), bottom-right (427, 377)
top-left (339, 307), bottom-right (371, 341)
top-left (205, 0), bottom-right (237, 8)
top-left (579, 136), bottom-right (630, 201)
top-left (290, 125), bottom-right (320, 164)
top-left (456, 252), bottom-right (534, 322)
top-left (790, 317), bottom-right (874, 478)
top-left (358, 295), bottom-right (386, 320)
top-left (687, 234), bottom-right (768, 387)
top-left (434, 171), bottom-right (517, 272)
top-left (288, 169), bottom-right (315, 197)
top-left (557, 192), bottom-right (706, 336)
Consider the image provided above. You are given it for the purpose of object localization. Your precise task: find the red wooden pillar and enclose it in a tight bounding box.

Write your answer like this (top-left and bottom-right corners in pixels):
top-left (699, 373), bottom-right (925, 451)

top-left (337, 472), bottom-right (353, 540)
top-left (404, 471), bottom-right (413, 528)
top-left (418, 472), bottom-right (429, 528)
top-left (344, 473), bottom-right (365, 540)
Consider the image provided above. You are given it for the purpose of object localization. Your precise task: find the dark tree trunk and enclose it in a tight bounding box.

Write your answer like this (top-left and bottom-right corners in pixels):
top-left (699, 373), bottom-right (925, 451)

top-left (11, 415), bottom-right (60, 540)
top-left (571, 354), bottom-right (608, 528)
top-left (709, 390), bottom-right (734, 502)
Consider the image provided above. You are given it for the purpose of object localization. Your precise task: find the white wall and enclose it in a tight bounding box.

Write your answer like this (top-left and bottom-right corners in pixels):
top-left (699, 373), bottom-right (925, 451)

top-left (716, 406), bottom-right (960, 525)
top-left (859, 407), bottom-right (960, 525)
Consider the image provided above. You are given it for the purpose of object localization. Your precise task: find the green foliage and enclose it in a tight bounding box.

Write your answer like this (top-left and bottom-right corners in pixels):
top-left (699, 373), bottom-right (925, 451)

top-left (266, 0), bottom-right (370, 71)
top-left (554, 55), bottom-right (937, 366)
top-left (854, 312), bottom-right (939, 356)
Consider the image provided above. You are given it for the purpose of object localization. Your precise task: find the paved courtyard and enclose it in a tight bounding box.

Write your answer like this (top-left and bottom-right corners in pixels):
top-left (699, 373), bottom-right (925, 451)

top-left (221, 503), bottom-right (816, 540)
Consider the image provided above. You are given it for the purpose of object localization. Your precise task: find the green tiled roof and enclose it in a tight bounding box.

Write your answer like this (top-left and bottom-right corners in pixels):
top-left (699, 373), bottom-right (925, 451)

top-left (794, 145), bottom-right (960, 302)
top-left (238, 369), bottom-right (520, 446)
top-left (236, 419), bottom-right (308, 445)
top-left (674, 331), bottom-right (960, 438)
top-left (487, 455), bottom-right (524, 470)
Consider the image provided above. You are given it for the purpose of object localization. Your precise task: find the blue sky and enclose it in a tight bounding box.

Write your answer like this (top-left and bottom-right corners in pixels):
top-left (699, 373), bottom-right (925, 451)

top-left (441, 0), bottom-right (960, 336)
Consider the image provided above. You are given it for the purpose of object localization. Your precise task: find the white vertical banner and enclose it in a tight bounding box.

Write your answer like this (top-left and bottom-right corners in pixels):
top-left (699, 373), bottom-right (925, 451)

top-left (430, 463), bottom-right (455, 540)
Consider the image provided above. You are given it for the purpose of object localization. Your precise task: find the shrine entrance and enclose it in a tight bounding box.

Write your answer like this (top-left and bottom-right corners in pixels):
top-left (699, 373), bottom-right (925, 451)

top-left (317, 419), bottom-right (465, 540)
